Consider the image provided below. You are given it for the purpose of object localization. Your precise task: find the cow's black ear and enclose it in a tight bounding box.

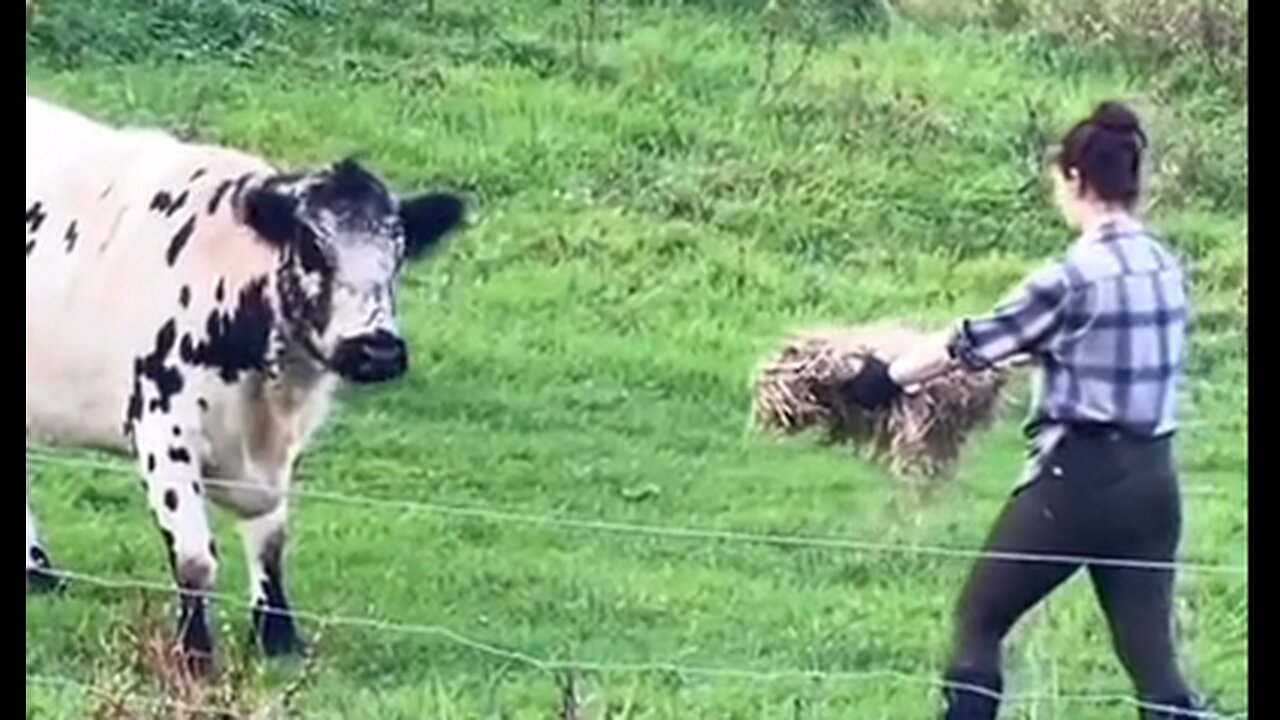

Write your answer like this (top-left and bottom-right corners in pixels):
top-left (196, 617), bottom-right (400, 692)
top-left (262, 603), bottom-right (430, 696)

top-left (243, 186), bottom-right (300, 247)
top-left (400, 192), bottom-right (466, 260)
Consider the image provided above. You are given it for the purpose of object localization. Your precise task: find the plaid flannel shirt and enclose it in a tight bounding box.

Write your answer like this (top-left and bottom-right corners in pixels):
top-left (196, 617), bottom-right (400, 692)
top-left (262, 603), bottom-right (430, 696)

top-left (947, 217), bottom-right (1188, 437)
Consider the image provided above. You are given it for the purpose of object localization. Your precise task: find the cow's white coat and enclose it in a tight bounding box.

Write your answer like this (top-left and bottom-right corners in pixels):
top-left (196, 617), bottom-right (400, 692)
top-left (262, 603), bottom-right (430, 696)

top-left (26, 95), bottom-right (465, 663)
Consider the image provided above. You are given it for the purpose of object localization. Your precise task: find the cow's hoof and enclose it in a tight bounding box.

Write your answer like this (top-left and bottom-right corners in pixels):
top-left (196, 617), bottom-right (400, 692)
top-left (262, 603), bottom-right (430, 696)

top-left (26, 567), bottom-right (65, 595)
top-left (260, 633), bottom-right (309, 660)
top-left (177, 595), bottom-right (216, 678)
top-left (252, 612), bottom-right (308, 658)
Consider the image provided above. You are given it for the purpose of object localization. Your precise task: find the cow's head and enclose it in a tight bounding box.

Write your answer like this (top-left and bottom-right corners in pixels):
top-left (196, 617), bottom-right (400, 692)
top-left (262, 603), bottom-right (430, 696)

top-left (241, 159), bottom-right (465, 384)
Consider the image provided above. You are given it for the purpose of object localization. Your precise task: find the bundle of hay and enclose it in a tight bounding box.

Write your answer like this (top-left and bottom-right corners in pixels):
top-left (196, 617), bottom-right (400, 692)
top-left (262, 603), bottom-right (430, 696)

top-left (752, 324), bottom-right (1015, 480)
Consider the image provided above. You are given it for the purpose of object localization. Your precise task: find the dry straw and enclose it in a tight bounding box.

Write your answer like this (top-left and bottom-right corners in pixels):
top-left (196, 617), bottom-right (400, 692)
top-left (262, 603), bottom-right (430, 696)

top-left (752, 324), bottom-right (1019, 479)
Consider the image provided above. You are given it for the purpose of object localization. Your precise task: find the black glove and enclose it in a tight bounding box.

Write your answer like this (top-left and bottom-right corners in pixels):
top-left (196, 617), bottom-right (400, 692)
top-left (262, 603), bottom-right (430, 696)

top-left (838, 356), bottom-right (904, 410)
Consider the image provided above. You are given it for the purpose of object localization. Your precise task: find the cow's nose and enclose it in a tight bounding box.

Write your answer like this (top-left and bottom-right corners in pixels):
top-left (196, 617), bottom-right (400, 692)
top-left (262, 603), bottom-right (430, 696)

top-left (332, 330), bottom-right (407, 384)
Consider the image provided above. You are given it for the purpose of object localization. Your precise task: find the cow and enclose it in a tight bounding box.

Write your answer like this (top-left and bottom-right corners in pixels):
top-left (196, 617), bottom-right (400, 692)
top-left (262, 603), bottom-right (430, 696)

top-left (25, 95), bottom-right (467, 671)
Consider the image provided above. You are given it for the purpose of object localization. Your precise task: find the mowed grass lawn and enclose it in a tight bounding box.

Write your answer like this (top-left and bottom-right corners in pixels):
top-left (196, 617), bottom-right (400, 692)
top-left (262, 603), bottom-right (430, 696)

top-left (25, 2), bottom-right (1246, 718)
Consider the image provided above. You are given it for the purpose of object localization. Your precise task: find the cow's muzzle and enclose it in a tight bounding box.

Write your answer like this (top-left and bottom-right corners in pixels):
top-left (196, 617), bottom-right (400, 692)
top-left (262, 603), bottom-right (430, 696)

top-left (332, 330), bottom-right (408, 384)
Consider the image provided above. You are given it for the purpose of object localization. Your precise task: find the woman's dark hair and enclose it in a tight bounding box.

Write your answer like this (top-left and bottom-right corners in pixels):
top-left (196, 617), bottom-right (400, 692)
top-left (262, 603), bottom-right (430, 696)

top-left (1055, 101), bottom-right (1148, 208)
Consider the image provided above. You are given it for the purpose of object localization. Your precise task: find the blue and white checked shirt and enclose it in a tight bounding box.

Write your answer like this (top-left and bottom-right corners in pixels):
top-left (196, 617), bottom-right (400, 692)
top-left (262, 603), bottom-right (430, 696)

top-left (947, 217), bottom-right (1188, 437)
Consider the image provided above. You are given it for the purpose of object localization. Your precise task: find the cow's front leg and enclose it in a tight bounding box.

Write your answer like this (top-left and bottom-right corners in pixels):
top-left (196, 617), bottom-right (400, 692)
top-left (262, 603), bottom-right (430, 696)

top-left (134, 412), bottom-right (218, 675)
top-left (26, 463), bottom-right (62, 593)
top-left (239, 501), bottom-right (304, 657)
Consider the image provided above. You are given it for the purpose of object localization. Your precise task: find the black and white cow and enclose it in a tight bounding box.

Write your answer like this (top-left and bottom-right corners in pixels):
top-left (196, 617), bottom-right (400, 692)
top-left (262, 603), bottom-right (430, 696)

top-left (25, 96), bottom-right (466, 669)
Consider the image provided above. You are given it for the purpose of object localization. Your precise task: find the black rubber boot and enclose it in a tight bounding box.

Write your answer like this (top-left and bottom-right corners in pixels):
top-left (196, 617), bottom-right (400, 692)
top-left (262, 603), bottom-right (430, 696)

top-left (940, 669), bottom-right (1003, 720)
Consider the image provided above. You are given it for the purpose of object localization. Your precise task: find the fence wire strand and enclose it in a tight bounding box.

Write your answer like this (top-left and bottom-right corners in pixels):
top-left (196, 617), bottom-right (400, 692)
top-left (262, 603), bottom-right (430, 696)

top-left (26, 451), bottom-right (1248, 577)
top-left (29, 568), bottom-right (1245, 719)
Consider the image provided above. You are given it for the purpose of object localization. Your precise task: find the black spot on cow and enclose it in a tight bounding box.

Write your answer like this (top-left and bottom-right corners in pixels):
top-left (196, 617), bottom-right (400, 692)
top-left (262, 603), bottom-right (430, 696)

top-left (169, 447), bottom-right (192, 464)
top-left (197, 398), bottom-right (209, 412)
top-left (244, 187), bottom-right (299, 246)
top-left (125, 374), bottom-right (145, 436)
top-left (180, 277), bottom-right (274, 383)
top-left (159, 528), bottom-right (177, 572)
top-left (166, 216), bottom-right (197, 266)
top-left (173, 425), bottom-right (182, 437)
top-left (152, 190), bottom-right (190, 218)
top-left (192, 481), bottom-right (202, 495)
top-left (26, 240), bottom-right (36, 257)
top-left (26, 201), bottom-right (47, 233)
top-left (63, 221), bottom-right (78, 252)
top-left (138, 320), bottom-right (185, 414)
top-left (190, 168), bottom-right (208, 181)
top-left (180, 285), bottom-right (192, 308)
top-left (147, 454), bottom-right (157, 472)
top-left (29, 545), bottom-right (50, 568)
top-left (231, 173), bottom-right (254, 205)
top-left (215, 279), bottom-right (226, 303)
top-left (208, 180), bottom-right (233, 214)
top-left (164, 489), bottom-right (179, 512)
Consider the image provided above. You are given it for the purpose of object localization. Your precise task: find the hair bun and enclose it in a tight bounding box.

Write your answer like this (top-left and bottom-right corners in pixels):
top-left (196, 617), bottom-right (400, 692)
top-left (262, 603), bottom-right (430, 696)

top-left (1091, 101), bottom-right (1146, 146)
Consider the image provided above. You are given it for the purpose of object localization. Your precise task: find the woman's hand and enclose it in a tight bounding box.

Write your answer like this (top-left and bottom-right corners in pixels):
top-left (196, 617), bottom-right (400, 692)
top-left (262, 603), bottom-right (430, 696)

top-left (888, 332), bottom-right (957, 388)
top-left (839, 356), bottom-right (905, 410)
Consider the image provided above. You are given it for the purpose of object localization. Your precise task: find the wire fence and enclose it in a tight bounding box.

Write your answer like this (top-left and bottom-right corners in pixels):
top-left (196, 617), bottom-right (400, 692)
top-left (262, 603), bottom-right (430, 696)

top-left (26, 443), bottom-right (1247, 717)
top-left (28, 567), bottom-right (1247, 719)
top-left (26, 451), bottom-right (1247, 576)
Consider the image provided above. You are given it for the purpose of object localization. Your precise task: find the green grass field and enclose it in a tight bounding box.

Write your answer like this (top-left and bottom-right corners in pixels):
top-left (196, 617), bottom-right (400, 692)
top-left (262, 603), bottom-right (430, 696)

top-left (25, 1), bottom-right (1247, 718)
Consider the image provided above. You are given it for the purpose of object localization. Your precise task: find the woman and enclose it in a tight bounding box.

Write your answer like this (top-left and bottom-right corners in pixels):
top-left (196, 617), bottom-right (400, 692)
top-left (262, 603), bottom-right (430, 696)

top-left (839, 101), bottom-right (1206, 719)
